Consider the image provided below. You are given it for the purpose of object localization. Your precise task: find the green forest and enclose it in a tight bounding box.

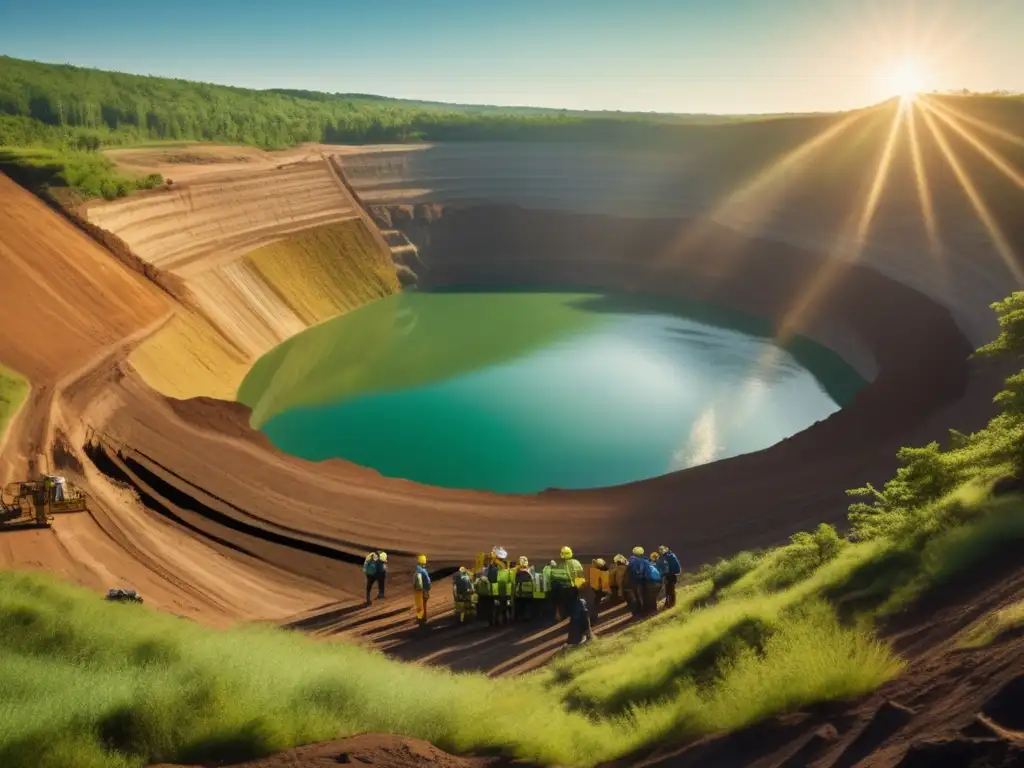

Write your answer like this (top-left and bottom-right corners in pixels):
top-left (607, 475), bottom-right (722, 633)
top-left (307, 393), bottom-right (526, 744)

top-left (0, 55), bottom-right (762, 151)
top-left (0, 55), bottom-right (787, 199)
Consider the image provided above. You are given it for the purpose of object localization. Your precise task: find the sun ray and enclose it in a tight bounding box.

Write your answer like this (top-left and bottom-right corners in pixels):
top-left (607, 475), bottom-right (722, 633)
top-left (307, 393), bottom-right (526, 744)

top-left (919, 107), bottom-right (1024, 285)
top-left (920, 96), bottom-right (1024, 150)
top-left (922, 102), bottom-right (1024, 189)
top-left (656, 110), bottom-right (868, 266)
top-left (905, 102), bottom-right (942, 255)
top-left (770, 104), bottom-right (904, 350)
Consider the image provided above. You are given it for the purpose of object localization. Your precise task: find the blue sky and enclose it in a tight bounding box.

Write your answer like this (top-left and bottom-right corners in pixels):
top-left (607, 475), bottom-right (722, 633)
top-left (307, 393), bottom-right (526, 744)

top-left (1, 0), bottom-right (1020, 113)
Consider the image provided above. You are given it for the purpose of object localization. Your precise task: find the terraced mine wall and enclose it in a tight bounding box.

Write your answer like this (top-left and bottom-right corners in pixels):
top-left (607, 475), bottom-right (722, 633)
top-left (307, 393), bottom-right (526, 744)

top-left (85, 158), bottom-right (401, 400)
top-left (376, 203), bottom-right (972, 449)
top-left (340, 132), bottom-right (1023, 348)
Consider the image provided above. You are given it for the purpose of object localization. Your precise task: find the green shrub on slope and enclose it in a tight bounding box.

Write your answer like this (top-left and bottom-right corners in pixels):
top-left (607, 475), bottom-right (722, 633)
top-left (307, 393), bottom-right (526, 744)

top-left (0, 146), bottom-right (162, 200)
top-left (0, 363), bottom-right (29, 442)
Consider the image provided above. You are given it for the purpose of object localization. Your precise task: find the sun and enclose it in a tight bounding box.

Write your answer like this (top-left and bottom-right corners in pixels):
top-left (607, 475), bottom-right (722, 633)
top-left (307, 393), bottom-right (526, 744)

top-left (885, 60), bottom-right (925, 101)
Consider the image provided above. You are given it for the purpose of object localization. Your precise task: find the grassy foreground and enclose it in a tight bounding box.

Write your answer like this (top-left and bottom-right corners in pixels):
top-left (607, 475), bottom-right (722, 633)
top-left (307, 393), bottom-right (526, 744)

top-left (0, 363), bottom-right (29, 443)
top-left (5, 291), bottom-right (1024, 768)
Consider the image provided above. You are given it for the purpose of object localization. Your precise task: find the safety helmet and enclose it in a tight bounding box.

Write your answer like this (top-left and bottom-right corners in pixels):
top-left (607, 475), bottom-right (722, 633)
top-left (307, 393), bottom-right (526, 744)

top-left (594, 558), bottom-right (607, 568)
top-left (459, 566), bottom-right (467, 573)
top-left (658, 545), bottom-right (669, 555)
top-left (613, 554), bottom-right (627, 565)
top-left (650, 552), bottom-right (660, 561)
top-left (416, 554), bottom-right (427, 565)
top-left (379, 552), bottom-right (388, 563)
top-left (560, 546), bottom-right (573, 559)
top-left (573, 577), bottom-right (587, 589)
top-left (632, 546), bottom-right (644, 556)
top-left (492, 546), bottom-right (508, 560)
top-left (518, 555), bottom-right (529, 567)
top-left (549, 560), bottom-right (558, 567)
top-left (367, 551), bottom-right (378, 560)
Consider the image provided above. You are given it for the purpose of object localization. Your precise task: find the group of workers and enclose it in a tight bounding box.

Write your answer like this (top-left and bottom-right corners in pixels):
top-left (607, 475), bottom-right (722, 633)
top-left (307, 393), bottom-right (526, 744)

top-left (364, 544), bottom-right (682, 647)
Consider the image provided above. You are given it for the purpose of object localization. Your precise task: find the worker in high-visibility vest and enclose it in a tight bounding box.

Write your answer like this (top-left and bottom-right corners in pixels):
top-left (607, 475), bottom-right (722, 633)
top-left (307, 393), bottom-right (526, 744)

top-left (474, 568), bottom-right (492, 623)
top-left (513, 556), bottom-right (535, 621)
top-left (550, 546), bottom-right (583, 621)
top-left (487, 547), bottom-right (513, 626)
top-left (413, 554), bottom-right (431, 626)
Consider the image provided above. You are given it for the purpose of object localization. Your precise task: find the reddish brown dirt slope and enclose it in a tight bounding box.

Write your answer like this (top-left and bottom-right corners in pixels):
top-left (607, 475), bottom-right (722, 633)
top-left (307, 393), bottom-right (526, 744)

top-left (0, 173), bottom-right (168, 383)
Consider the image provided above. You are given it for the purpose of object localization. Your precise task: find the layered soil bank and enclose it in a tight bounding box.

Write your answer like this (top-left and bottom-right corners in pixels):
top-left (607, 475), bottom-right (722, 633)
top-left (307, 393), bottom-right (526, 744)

top-left (84, 156), bottom-right (401, 400)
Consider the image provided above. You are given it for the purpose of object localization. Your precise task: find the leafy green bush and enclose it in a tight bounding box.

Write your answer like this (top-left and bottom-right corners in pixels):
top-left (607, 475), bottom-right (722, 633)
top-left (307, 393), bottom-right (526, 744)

top-left (697, 550), bottom-right (763, 590)
top-left (0, 146), bottom-right (162, 200)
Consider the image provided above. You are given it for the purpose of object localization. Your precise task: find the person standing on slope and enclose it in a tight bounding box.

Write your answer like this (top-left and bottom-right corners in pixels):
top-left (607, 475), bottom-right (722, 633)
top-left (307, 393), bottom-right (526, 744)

top-left (626, 546), bottom-right (649, 616)
top-left (363, 551), bottom-right (388, 605)
top-left (363, 551), bottom-right (379, 606)
top-left (565, 578), bottom-right (594, 647)
top-left (657, 545), bottom-right (681, 609)
top-left (608, 554), bottom-right (628, 602)
top-left (413, 554), bottom-right (432, 626)
top-left (553, 546), bottom-right (584, 621)
top-left (643, 552), bottom-right (663, 615)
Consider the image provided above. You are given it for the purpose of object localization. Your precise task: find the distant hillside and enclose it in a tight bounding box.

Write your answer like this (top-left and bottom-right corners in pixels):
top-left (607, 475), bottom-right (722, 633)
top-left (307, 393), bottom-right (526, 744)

top-left (0, 56), bottom-right (821, 152)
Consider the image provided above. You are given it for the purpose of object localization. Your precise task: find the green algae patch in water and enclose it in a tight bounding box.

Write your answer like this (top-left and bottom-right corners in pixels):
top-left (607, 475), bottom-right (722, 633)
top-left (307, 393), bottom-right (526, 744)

top-left (240, 290), bottom-right (864, 494)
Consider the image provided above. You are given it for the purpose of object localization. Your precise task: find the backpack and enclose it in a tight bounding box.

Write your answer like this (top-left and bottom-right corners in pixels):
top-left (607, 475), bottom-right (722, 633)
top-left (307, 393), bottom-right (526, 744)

top-left (645, 560), bottom-right (662, 582)
top-left (362, 553), bottom-right (378, 576)
top-left (629, 558), bottom-right (647, 582)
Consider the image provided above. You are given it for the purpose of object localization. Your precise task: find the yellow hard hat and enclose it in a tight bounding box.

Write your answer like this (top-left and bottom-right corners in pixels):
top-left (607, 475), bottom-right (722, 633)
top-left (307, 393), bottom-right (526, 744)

top-left (613, 554), bottom-right (627, 565)
top-left (560, 546), bottom-right (573, 559)
top-left (379, 552), bottom-right (388, 563)
top-left (594, 558), bottom-right (606, 568)
top-left (574, 577), bottom-right (587, 589)
top-left (518, 555), bottom-right (529, 567)
top-left (632, 546), bottom-right (644, 556)
top-left (658, 545), bottom-right (670, 555)
top-left (416, 554), bottom-right (427, 565)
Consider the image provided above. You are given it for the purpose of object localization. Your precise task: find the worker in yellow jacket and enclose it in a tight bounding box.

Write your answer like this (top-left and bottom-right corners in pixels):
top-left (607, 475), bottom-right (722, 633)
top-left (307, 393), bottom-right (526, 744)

top-left (413, 554), bottom-right (431, 626)
top-left (588, 558), bottom-right (610, 623)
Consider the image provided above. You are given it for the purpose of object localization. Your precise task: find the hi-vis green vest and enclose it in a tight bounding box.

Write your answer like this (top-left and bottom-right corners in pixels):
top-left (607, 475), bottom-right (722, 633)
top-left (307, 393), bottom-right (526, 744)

top-left (490, 567), bottom-right (513, 597)
top-left (549, 558), bottom-right (583, 585)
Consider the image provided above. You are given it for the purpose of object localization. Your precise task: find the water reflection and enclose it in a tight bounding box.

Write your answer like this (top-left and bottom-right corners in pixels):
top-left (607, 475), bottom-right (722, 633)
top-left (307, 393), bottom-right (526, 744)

top-left (247, 290), bottom-right (865, 493)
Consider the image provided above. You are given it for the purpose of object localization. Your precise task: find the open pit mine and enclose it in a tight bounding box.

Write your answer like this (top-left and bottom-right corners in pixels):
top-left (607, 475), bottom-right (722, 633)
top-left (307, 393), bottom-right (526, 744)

top-left (1, 96), bottom-right (1023, 768)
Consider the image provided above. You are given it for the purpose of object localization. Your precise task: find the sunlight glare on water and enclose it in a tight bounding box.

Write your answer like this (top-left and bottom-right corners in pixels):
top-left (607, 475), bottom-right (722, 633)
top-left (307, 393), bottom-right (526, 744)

top-left (242, 290), bottom-right (864, 493)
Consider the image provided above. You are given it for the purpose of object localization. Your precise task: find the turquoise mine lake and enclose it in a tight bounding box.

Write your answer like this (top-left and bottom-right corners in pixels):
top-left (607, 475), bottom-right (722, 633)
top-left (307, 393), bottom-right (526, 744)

top-left (239, 289), bottom-right (864, 494)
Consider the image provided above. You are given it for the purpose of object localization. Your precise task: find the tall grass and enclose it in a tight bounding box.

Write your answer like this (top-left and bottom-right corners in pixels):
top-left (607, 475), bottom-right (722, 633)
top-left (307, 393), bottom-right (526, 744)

top-left (0, 568), bottom-right (901, 768)
top-left (0, 363), bottom-right (29, 442)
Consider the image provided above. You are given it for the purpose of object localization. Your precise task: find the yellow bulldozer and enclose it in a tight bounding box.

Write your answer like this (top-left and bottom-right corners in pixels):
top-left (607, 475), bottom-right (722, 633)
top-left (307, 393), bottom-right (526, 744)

top-left (1, 475), bottom-right (88, 528)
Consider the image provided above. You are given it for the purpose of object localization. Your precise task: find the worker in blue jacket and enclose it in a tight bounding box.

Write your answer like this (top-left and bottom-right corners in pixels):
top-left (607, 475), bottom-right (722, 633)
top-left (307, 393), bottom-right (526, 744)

top-left (657, 545), bottom-right (682, 609)
top-left (626, 546), bottom-right (649, 617)
top-left (642, 554), bottom-right (663, 615)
